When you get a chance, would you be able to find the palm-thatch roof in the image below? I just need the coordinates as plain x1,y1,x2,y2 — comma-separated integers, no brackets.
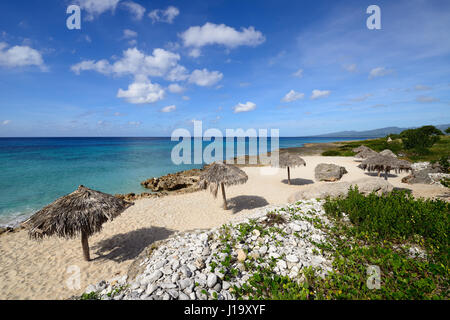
353,145,373,153
354,147,378,159
379,149,397,158
358,154,412,174
273,152,306,168
25,185,133,240
198,162,248,198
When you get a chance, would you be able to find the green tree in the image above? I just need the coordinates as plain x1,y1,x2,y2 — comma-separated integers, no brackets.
400,125,443,155
445,127,450,134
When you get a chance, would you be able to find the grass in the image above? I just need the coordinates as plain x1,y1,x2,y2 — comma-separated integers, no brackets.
322,135,450,163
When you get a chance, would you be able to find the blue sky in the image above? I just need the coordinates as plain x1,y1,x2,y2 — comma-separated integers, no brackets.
0,0,449,137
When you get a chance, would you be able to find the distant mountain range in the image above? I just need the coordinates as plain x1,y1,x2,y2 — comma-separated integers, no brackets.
312,124,450,138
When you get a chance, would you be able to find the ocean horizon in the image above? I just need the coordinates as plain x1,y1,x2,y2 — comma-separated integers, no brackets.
0,136,371,227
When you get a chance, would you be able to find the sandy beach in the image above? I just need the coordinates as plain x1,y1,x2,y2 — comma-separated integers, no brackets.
0,155,446,300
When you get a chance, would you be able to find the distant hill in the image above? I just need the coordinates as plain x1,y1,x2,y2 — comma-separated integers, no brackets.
313,124,450,138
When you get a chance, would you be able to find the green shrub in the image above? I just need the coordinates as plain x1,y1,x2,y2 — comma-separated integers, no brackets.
401,125,443,155
322,150,341,156
323,187,449,264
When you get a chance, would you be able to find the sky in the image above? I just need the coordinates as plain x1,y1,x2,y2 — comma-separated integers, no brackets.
0,0,449,137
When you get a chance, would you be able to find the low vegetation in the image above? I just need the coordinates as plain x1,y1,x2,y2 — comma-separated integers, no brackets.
235,189,449,300
322,125,450,163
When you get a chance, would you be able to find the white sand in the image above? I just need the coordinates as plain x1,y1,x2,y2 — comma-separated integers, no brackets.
0,156,445,300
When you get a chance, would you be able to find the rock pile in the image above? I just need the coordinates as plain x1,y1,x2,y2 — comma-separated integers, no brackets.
82,200,334,300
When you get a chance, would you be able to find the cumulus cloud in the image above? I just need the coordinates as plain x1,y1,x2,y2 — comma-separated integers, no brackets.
71,47,181,79
188,69,223,87
123,29,138,39
180,23,265,49
233,102,256,113
160,105,176,112
282,90,305,102
122,1,146,20
149,6,179,24
292,68,303,78
117,78,165,104
311,89,331,100
0,42,45,70
368,67,393,79
168,83,185,94
76,0,120,20
188,48,202,58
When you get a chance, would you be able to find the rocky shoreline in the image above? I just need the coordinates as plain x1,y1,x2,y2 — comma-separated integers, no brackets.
79,199,334,300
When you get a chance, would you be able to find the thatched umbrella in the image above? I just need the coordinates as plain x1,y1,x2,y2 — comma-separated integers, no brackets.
198,162,248,210
380,149,397,158
24,185,133,261
273,152,306,185
358,154,412,180
354,146,378,160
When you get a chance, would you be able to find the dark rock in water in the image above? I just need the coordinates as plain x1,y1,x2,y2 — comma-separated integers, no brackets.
314,163,348,182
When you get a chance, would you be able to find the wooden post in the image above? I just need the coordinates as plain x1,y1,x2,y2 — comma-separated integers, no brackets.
81,231,90,261
221,183,228,210
384,170,388,180
287,167,291,185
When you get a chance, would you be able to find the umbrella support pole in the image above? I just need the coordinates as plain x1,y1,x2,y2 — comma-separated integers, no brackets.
221,183,228,210
384,171,388,180
287,167,291,185
81,231,90,261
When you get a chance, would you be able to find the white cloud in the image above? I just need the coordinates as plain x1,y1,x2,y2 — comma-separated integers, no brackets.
188,48,202,58
2,120,11,125
71,47,182,79
292,68,303,78
165,65,189,82
311,89,331,100
117,78,165,104
182,96,190,101
76,0,120,20
180,22,265,49
123,29,138,39
233,102,256,113
0,42,45,70
149,6,179,24
368,67,393,79
188,69,223,87
416,95,439,103
282,90,304,102
71,59,111,75
122,1,146,20
168,83,185,94
343,64,357,72
160,105,176,113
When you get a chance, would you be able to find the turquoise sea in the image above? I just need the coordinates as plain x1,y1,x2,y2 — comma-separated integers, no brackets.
0,137,369,226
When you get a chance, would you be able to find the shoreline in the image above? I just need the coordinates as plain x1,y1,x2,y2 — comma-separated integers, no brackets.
0,138,364,231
